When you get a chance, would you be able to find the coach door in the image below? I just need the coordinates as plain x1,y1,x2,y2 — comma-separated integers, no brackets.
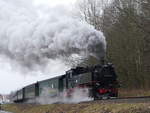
59,76,66,92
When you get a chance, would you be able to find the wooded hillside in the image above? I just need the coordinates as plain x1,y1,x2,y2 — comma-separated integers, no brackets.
77,0,150,89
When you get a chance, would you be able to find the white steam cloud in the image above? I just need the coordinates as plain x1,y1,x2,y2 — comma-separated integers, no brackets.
0,0,106,72
35,87,92,104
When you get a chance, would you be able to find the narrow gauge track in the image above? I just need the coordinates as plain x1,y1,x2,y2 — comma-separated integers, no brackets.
0,111,13,113
80,96,150,104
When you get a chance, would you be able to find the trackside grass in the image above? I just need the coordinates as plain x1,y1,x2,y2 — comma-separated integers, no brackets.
119,89,150,97
2,89,150,113
2,103,150,113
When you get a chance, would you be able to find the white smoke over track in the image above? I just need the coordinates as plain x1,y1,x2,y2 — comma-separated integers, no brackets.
36,87,92,104
0,0,106,72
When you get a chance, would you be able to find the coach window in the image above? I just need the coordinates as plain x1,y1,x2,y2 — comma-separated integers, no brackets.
70,71,73,78
51,84,54,88
75,80,78,83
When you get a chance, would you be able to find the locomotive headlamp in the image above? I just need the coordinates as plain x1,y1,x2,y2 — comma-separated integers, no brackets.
94,70,98,73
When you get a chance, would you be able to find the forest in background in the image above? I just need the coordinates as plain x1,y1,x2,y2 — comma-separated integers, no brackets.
77,0,150,89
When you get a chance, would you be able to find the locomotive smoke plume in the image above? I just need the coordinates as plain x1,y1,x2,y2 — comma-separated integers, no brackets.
0,0,106,72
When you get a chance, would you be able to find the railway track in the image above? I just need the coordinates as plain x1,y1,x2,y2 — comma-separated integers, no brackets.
0,111,13,113
80,96,150,104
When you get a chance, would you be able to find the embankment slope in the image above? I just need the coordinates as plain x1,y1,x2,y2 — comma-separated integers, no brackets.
2,103,150,113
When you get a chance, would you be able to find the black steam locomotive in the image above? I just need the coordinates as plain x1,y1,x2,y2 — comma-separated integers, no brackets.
12,63,119,103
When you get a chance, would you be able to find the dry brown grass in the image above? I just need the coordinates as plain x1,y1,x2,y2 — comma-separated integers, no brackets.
2,103,150,113
119,88,150,97
2,89,150,113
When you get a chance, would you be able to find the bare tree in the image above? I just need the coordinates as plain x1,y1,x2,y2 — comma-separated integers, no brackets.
76,0,109,30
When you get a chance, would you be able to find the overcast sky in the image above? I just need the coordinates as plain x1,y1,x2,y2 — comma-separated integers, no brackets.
0,0,77,94
34,0,76,6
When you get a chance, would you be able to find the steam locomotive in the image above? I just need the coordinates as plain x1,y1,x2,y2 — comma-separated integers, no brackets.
12,63,119,103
